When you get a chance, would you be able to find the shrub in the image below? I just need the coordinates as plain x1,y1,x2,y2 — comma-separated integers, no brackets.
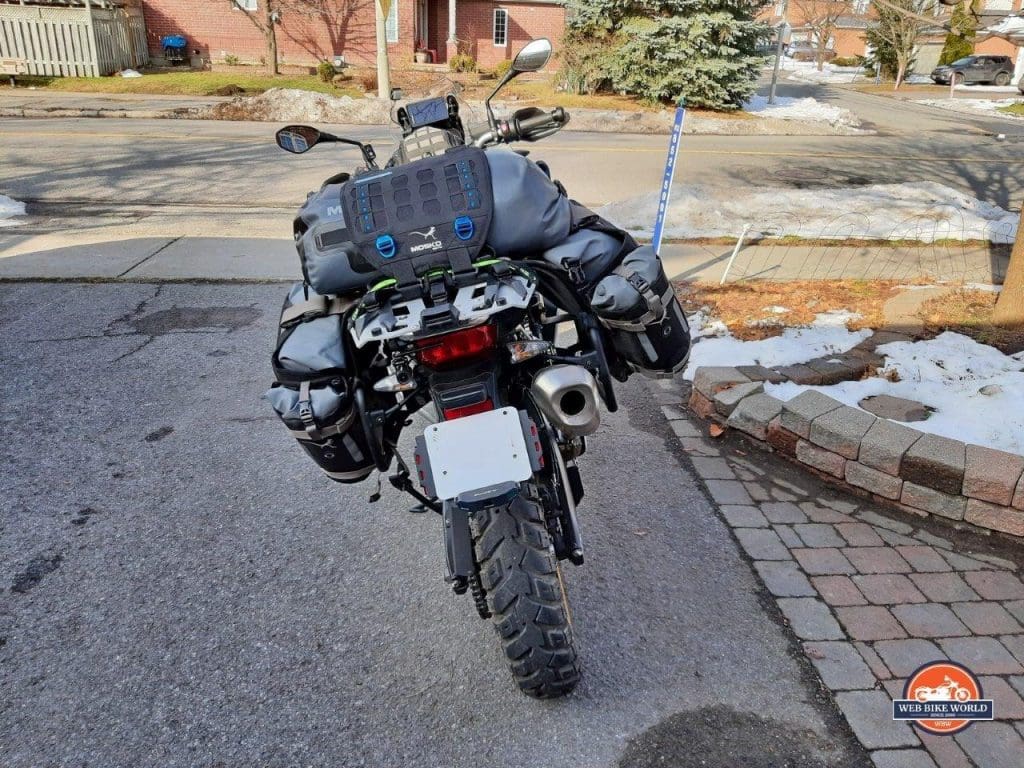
939,2,977,66
562,1,767,110
493,59,512,79
449,53,477,73
358,71,378,92
317,61,335,83
223,54,241,66
831,56,864,68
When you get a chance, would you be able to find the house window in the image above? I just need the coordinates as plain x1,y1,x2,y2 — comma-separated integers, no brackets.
386,1,399,43
234,0,258,10
984,0,1012,10
852,0,869,13
493,9,508,47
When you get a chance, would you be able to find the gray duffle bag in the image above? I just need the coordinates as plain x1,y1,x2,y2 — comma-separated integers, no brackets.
265,282,376,483
590,246,691,378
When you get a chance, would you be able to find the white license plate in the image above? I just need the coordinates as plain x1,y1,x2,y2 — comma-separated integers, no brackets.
422,408,534,501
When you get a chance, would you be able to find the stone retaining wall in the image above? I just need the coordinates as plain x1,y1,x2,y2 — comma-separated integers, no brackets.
689,366,1024,541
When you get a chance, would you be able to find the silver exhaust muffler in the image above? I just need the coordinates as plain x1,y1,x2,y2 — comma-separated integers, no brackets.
530,365,601,437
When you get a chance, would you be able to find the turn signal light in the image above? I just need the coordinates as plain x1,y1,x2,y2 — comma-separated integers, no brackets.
416,324,497,368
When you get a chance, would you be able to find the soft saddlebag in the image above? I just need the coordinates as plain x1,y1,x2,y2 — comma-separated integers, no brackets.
540,202,638,291
265,283,376,483
590,245,691,378
294,180,383,297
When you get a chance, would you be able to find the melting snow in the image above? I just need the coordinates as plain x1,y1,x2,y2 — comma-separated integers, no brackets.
743,95,860,127
0,194,26,227
766,332,1024,454
599,182,1018,243
684,311,871,379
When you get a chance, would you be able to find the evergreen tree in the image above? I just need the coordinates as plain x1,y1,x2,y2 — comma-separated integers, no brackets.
938,1,977,66
561,0,768,110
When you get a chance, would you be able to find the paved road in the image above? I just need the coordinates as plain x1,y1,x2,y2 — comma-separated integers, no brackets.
0,282,867,768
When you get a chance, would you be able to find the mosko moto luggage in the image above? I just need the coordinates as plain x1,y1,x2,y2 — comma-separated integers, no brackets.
265,283,379,483
590,245,691,377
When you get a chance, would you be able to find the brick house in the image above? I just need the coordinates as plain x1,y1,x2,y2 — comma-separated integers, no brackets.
761,0,1023,76
142,0,565,70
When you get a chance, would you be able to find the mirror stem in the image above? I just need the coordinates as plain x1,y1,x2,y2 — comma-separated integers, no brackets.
485,70,517,131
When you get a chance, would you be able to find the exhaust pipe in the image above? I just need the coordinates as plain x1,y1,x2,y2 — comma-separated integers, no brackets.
531,365,601,437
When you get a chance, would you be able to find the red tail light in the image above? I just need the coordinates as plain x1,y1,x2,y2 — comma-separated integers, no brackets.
443,399,494,420
416,324,497,368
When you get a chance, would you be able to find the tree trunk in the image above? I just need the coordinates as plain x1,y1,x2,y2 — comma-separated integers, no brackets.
992,204,1024,328
265,3,279,75
894,59,906,90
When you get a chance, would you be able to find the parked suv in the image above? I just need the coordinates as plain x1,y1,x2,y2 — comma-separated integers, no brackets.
931,55,1015,86
1019,72,1024,95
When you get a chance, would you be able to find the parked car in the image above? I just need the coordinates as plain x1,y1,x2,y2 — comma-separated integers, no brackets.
1019,72,1024,95
785,42,837,63
931,55,1015,86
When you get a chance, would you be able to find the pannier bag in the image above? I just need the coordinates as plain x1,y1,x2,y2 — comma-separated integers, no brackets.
266,283,376,483
486,149,572,258
540,202,638,290
590,245,691,377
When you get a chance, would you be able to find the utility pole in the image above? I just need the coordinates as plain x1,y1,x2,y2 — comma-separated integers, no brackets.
375,0,392,99
768,1,790,105
992,204,1024,327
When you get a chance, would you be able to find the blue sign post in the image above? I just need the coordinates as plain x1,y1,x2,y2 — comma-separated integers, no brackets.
651,103,686,257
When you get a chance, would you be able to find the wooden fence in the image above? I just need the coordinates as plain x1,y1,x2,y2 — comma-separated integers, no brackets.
0,1,148,77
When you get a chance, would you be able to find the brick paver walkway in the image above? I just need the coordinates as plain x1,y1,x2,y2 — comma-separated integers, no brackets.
655,380,1024,768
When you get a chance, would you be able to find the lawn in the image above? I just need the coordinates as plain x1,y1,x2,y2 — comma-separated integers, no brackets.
998,102,1024,117
7,70,361,98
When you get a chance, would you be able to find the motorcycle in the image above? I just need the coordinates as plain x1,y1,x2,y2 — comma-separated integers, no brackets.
268,38,689,698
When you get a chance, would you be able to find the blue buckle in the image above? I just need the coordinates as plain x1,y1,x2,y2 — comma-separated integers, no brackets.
375,234,396,259
453,216,474,241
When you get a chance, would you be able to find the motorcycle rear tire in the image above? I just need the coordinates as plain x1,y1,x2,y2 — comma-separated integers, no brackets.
473,495,581,698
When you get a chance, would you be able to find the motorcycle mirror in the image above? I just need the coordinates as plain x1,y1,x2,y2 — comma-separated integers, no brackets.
511,38,552,73
276,125,321,154
390,87,404,102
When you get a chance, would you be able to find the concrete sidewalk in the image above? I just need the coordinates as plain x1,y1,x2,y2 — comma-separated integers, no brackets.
0,233,1008,285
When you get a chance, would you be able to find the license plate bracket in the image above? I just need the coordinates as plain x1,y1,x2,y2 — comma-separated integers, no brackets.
416,408,534,501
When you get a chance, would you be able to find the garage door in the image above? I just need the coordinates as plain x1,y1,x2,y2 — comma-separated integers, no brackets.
914,43,943,74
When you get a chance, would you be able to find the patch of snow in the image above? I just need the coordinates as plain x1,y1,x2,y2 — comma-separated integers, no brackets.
743,95,860,128
964,283,1003,293
782,61,867,85
956,84,1020,93
916,97,1024,121
598,182,1018,244
766,332,1024,454
765,306,791,314
684,311,871,380
118,68,142,78
0,194,26,227
984,13,1024,43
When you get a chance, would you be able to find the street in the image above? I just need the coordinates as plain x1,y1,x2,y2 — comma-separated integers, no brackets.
0,283,866,767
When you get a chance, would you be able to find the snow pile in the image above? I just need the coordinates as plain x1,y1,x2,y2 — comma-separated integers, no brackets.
598,182,1018,243
766,332,1024,454
0,194,26,227
743,95,859,127
683,311,871,380
202,88,394,123
917,97,1024,121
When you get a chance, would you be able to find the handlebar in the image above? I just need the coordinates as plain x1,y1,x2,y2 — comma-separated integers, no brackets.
473,107,570,148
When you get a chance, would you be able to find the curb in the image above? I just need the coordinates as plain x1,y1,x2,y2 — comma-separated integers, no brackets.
689,366,1024,542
